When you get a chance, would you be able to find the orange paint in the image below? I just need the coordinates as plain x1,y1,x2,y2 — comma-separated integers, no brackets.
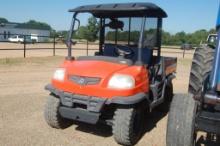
52,60,149,98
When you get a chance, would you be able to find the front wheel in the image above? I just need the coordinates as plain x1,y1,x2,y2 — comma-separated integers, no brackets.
112,107,144,146
166,94,197,146
44,94,72,129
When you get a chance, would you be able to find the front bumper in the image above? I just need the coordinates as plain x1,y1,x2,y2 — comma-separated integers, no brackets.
59,106,100,124
45,84,148,124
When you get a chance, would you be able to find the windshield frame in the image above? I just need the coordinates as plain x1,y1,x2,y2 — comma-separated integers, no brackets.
66,12,162,65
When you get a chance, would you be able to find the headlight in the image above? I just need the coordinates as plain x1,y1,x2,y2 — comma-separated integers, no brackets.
108,74,135,89
53,68,65,81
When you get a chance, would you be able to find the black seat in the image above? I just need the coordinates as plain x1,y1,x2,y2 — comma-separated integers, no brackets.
103,44,153,65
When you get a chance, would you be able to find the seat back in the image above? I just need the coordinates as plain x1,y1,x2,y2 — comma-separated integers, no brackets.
103,44,153,65
131,47,153,65
103,44,118,57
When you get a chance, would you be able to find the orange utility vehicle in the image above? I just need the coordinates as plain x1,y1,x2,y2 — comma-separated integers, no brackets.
44,3,177,145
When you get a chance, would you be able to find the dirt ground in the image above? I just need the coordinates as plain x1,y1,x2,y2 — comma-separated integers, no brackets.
0,54,193,146
0,41,219,146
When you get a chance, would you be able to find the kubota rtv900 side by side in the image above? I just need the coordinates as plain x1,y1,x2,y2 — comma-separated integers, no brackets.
44,3,177,145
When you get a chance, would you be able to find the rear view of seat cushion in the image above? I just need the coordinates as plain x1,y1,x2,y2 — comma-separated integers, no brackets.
131,47,153,65
103,44,152,64
103,44,118,57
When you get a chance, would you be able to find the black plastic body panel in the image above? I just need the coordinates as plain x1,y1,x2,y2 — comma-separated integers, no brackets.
59,107,100,124
45,84,148,125
196,111,220,135
45,84,148,106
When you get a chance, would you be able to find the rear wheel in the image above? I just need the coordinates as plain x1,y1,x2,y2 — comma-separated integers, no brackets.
166,94,197,146
189,46,214,97
112,107,144,146
44,94,72,129
167,45,215,146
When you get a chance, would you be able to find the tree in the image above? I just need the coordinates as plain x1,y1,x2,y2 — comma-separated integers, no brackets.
209,28,216,34
105,31,115,41
85,17,99,42
175,31,186,44
161,28,216,46
76,26,88,40
16,20,52,30
0,17,8,23
189,29,209,45
162,31,170,45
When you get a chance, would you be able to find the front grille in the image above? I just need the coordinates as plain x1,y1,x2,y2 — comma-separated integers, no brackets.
60,92,106,112
69,75,101,85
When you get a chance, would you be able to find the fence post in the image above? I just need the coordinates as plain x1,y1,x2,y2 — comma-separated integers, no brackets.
86,40,89,56
24,35,26,58
183,48,186,58
53,36,56,56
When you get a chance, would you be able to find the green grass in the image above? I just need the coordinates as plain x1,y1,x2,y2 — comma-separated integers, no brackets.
0,56,192,69
0,56,64,66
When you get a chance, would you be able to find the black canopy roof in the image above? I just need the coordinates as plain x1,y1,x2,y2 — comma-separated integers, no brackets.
69,3,167,18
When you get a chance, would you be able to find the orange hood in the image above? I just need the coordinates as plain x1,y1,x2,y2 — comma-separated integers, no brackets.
52,59,149,98
65,60,129,78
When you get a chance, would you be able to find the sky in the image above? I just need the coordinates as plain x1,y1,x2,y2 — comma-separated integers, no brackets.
0,0,219,33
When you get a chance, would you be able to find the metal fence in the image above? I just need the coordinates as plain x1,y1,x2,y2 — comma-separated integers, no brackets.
0,33,194,59
0,33,57,58
0,33,101,58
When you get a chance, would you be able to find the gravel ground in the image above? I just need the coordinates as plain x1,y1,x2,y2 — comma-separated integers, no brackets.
0,56,194,146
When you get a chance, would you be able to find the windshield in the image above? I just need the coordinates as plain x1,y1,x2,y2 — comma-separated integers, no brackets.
105,18,158,47
67,13,160,63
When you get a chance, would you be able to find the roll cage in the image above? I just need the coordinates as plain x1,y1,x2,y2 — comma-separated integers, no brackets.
66,3,167,65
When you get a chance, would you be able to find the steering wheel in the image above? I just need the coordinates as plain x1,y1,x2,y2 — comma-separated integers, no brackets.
114,45,134,58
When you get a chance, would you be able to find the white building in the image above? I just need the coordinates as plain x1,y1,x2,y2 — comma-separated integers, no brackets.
0,22,50,42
